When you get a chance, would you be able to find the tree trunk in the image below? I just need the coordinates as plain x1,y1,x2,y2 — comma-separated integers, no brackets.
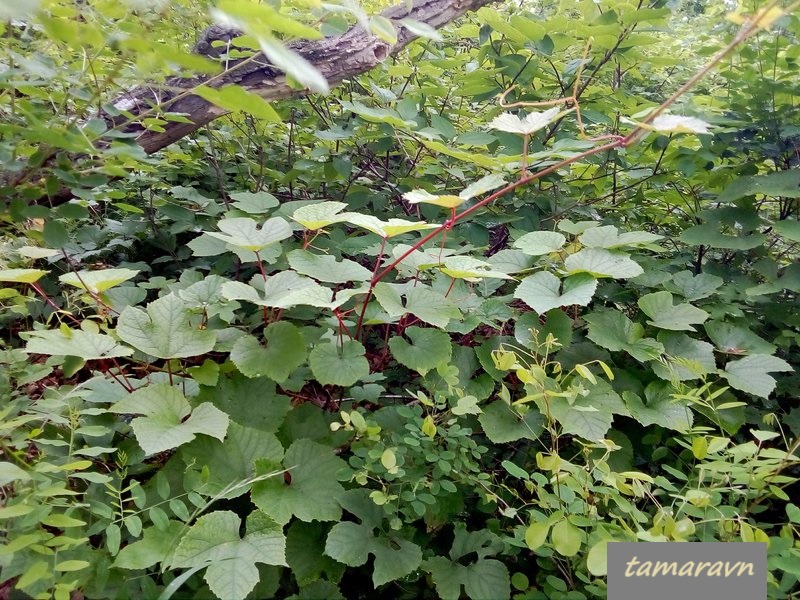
110,0,497,155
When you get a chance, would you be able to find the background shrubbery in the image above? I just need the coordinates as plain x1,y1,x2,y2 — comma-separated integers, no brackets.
0,1,798,599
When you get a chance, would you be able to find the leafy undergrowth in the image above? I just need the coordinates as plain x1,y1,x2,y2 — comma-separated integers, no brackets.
1,1,799,599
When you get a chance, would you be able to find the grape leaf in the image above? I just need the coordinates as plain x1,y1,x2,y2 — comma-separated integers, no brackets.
388,326,452,375
171,510,286,600
324,490,422,587
514,272,597,314
230,322,307,382
638,291,709,331
309,340,370,386
252,439,348,525
564,248,643,278
24,328,133,360
513,231,566,256
109,384,228,455
116,293,217,359
721,354,794,398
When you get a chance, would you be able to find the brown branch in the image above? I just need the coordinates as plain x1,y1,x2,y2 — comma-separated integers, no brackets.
28,0,498,206
110,0,498,155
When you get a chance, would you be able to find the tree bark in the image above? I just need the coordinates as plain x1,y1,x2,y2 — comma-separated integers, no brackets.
110,0,498,155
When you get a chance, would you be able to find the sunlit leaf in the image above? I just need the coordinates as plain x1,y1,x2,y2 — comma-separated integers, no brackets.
110,384,229,455
488,107,562,135
0,268,49,283
59,268,139,293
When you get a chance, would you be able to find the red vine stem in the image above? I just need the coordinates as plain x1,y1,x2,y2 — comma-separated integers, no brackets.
351,8,781,340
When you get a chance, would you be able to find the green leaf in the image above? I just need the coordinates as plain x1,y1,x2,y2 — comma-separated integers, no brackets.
578,225,662,249
286,521,345,585
651,332,715,381
182,422,284,498
259,36,329,93
513,231,566,256
223,271,335,309
388,326,452,375
440,256,515,281
489,107,562,135
487,249,534,274
665,271,723,301
287,249,372,283
373,282,407,317
584,309,664,362
623,384,693,431
115,522,184,570
369,15,397,44
195,374,291,433
59,268,139,293
399,18,443,41
549,381,627,441
705,321,776,355
41,513,86,527
231,322,307,382
215,0,323,39
551,519,582,557
679,224,766,249
187,359,220,387
515,309,573,354
478,401,544,443
171,510,286,600
721,354,794,398
194,85,280,122
525,522,549,550
0,462,31,486
252,439,347,525
290,581,345,600
291,201,349,230
717,170,800,203
109,384,228,455
24,328,133,360
325,491,423,587
452,395,481,416
323,521,371,567
587,540,609,576
422,523,509,600
55,560,90,572
342,214,439,238
427,556,510,600
564,248,643,278
746,263,800,296
205,217,292,252
638,291,709,331
514,272,597,314
458,173,506,200
117,293,217,359
230,191,279,214
558,219,600,235
309,340,370,386
772,219,800,242
18,246,59,259
0,268,49,283
326,520,422,587
404,286,461,328
340,100,415,129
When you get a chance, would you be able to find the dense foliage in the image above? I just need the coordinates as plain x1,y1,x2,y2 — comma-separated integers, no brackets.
1,1,799,599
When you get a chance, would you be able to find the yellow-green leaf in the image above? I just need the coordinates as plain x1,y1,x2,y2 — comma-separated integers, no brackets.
0,269,49,283
194,85,280,122
421,415,437,438
551,519,582,556
524,521,549,550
